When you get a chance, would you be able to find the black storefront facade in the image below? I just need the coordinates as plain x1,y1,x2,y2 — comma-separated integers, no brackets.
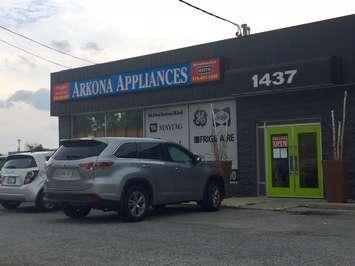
51,15,355,199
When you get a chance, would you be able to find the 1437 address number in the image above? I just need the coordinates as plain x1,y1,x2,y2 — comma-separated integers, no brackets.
252,69,298,88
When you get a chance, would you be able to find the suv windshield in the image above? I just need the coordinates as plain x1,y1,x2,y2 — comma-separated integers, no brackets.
53,140,107,160
3,155,37,169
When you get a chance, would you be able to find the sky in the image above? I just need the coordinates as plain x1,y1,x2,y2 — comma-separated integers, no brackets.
0,0,354,154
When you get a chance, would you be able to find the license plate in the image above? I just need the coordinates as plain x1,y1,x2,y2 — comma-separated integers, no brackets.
6,177,16,185
55,169,79,180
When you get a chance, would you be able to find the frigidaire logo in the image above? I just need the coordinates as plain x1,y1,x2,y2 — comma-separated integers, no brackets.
213,107,231,127
193,110,208,127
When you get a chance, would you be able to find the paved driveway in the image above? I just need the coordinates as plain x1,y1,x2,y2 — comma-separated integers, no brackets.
0,204,355,265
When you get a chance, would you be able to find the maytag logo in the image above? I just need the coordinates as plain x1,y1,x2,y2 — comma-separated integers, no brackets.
159,123,183,131
213,107,231,127
149,123,158,133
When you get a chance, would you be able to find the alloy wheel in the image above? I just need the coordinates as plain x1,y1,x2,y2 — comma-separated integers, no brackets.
127,190,147,218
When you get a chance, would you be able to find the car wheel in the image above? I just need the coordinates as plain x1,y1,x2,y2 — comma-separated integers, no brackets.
35,190,56,212
120,185,149,222
63,204,91,219
1,201,21,210
201,181,222,211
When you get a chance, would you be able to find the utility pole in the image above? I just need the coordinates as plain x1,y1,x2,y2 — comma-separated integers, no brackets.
17,139,21,152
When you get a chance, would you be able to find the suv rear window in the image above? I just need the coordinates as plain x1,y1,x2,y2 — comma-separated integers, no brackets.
53,140,107,160
3,155,37,169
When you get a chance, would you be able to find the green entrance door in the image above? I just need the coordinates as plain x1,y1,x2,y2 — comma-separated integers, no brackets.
266,124,324,198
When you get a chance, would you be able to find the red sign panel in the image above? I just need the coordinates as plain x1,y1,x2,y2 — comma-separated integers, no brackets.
52,82,70,102
191,58,220,84
272,135,288,148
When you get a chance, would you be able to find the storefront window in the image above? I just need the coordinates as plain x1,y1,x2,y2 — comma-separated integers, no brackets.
73,113,105,138
107,110,143,137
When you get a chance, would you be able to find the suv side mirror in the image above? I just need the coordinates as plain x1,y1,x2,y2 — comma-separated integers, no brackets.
193,154,202,165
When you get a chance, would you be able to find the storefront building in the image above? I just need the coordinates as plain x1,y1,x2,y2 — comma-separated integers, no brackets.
51,15,355,198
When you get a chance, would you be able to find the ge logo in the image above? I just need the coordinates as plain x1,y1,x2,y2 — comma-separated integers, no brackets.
193,110,208,127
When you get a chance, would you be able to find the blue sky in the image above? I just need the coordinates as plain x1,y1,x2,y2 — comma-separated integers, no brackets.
0,0,354,153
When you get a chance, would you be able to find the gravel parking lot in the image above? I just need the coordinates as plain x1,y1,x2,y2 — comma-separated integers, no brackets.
1,204,355,266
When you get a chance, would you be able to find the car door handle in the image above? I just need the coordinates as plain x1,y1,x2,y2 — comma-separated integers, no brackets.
141,164,151,168
175,167,182,172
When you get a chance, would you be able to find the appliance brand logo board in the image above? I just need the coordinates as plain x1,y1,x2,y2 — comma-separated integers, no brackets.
213,108,231,127
193,110,208,127
145,105,189,147
52,58,220,102
189,100,237,168
52,82,70,101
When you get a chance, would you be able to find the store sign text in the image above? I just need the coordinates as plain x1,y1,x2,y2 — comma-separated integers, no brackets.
52,58,220,101
252,69,297,88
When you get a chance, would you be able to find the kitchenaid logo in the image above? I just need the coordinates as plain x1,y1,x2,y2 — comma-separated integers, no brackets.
213,107,231,127
193,109,208,127
147,110,183,118
194,134,235,144
149,123,183,132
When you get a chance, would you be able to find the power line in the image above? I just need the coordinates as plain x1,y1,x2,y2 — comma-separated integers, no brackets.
0,38,71,69
0,25,96,64
177,0,241,34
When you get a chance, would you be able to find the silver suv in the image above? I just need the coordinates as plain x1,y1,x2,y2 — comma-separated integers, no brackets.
45,137,225,222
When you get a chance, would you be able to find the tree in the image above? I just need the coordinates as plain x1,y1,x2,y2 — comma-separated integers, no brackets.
25,143,44,152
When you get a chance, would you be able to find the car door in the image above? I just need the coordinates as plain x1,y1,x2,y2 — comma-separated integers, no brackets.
165,143,204,201
137,142,175,204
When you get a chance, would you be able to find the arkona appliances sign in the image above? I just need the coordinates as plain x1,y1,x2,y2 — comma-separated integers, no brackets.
52,58,220,102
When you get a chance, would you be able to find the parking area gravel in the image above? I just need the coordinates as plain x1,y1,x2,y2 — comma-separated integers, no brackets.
1,204,355,265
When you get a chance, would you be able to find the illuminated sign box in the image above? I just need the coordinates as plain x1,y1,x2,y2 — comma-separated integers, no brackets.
52,58,221,102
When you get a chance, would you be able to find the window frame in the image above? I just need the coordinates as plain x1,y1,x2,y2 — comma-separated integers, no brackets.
166,143,194,165
114,142,139,159
137,142,169,161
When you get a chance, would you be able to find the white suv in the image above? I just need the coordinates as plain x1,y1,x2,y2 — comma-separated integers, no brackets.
0,151,55,211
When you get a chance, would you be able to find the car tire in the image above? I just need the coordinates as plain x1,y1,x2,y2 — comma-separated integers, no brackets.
63,204,91,219
200,181,222,211
35,190,56,212
1,201,21,210
120,185,149,222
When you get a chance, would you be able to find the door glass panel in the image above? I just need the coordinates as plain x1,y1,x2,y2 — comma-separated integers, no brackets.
270,134,289,187
298,133,318,188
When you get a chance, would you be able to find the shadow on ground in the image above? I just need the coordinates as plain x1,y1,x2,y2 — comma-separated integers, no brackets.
48,204,203,224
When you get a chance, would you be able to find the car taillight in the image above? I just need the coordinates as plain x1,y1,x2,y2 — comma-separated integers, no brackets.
79,161,113,171
24,170,39,185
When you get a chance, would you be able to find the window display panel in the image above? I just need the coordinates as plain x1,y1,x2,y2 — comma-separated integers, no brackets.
189,100,238,169
73,113,105,138
144,105,189,148
107,110,143,137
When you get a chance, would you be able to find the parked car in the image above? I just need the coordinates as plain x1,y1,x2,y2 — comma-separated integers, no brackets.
0,151,55,211
45,137,225,222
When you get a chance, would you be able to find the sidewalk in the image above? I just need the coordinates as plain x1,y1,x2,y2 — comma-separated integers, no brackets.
222,197,355,211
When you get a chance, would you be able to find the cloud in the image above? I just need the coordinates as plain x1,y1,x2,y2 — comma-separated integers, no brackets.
17,55,37,68
0,0,59,27
0,102,58,154
50,40,72,52
82,42,102,52
0,89,50,111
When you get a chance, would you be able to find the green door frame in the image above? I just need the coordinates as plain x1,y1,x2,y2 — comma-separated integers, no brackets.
266,123,324,198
